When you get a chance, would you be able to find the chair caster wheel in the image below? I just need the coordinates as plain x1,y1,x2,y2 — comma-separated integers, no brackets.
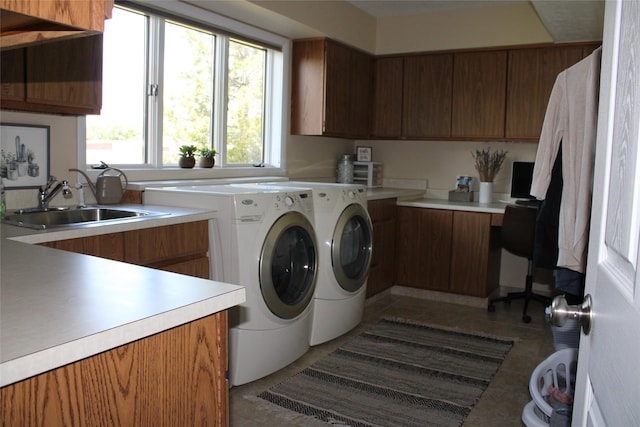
488,304,495,312
523,315,532,323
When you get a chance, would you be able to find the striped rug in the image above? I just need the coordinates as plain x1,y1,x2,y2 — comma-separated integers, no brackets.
258,318,514,427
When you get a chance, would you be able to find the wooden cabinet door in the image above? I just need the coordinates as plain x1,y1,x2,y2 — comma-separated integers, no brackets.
506,46,584,140
291,38,372,138
124,221,209,268
291,39,325,135
40,232,125,261
325,39,372,137
449,211,491,296
25,35,103,114
372,57,403,138
395,207,452,291
159,256,210,279
349,46,373,138
403,54,453,138
367,198,397,297
324,40,352,136
1,312,228,426
452,51,507,139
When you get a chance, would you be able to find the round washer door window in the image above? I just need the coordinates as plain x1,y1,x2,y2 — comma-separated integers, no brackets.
331,204,373,292
260,211,318,319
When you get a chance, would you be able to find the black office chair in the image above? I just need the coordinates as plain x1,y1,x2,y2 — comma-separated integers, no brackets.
488,204,551,323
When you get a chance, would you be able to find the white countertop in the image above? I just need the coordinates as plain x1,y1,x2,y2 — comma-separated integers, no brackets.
366,187,425,201
397,198,508,214
1,204,245,387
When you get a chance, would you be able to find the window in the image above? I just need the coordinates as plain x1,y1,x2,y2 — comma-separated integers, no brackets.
84,2,285,172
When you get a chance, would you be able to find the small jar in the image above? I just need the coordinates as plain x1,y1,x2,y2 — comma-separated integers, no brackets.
337,154,354,183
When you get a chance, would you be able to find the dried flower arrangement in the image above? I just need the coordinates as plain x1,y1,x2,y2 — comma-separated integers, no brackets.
472,148,508,182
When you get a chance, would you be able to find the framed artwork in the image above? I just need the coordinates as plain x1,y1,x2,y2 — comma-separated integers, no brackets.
356,146,372,162
1,123,50,188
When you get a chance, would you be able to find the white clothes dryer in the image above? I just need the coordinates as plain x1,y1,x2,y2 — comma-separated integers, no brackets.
144,184,318,386
257,182,373,345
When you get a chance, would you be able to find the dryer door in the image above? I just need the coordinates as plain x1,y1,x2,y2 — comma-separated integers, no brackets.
331,203,373,292
260,211,318,319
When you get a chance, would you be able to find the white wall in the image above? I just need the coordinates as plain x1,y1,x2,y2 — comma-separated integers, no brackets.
1,111,81,209
362,140,538,197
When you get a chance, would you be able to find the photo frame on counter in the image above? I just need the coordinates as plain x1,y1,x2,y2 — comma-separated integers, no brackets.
356,146,372,162
1,123,50,188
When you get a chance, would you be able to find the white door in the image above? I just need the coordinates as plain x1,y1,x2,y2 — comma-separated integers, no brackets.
573,1,640,425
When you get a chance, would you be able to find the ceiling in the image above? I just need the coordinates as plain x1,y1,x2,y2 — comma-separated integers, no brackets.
346,0,604,42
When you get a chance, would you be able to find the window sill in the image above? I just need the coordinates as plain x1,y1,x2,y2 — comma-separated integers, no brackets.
71,166,287,190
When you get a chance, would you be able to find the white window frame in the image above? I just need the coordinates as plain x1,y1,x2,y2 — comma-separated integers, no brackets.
78,0,289,181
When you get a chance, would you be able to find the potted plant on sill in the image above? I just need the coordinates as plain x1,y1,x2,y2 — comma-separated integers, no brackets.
199,148,217,168
472,148,507,204
178,144,197,168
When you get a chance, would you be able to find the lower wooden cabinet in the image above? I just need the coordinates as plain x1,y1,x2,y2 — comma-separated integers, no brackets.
27,220,225,426
395,207,452,292
40,220,210,279
395,207,502,297
366,198,397,297
1,311,228,427
42,232,125,261
449,211,501,297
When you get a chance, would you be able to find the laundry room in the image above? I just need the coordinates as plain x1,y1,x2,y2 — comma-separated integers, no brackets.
4,0,637,426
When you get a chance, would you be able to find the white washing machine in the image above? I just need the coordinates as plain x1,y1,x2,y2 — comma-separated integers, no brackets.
255,182,373,345
144,184,318,386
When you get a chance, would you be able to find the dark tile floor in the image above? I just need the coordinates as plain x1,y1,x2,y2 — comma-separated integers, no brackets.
229,289,555,426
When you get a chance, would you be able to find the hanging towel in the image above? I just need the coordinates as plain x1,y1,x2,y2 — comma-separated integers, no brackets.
531,47,602,274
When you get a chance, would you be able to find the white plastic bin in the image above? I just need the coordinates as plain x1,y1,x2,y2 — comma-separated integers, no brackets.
522,348,578,427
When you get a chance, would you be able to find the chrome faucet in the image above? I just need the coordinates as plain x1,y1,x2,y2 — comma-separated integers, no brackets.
38,176,72,210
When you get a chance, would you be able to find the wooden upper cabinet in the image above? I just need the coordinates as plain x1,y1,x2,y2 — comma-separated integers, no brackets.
0,0,114,49
294,40,600,141
452,50,507,139
505,46,584,140
291,38,373,138
372,57,403,138
27,35,103,112
403,53,453,138
1,34,103,114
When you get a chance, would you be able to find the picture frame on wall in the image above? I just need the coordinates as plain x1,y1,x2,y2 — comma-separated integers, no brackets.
356,146,372,162
1,123,50,188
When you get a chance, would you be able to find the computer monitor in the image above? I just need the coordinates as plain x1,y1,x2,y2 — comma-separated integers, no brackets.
510,162,535,200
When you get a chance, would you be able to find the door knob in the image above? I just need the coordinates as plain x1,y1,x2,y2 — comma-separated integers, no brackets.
545,294,593,335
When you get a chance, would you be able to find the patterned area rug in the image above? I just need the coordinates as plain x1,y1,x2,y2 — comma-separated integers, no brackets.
258,318,514,427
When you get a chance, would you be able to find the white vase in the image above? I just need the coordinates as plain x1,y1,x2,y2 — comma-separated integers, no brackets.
479,181,493,204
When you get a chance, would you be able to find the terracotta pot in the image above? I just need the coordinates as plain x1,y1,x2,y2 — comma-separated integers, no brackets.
199,157,215,168
178,156,196,168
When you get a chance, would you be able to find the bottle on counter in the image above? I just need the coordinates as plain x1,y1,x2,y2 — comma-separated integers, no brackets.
337,154,354,184
0,177,6,219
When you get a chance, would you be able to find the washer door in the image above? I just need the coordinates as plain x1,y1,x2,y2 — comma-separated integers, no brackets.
331,203,373,292
260,212,318,319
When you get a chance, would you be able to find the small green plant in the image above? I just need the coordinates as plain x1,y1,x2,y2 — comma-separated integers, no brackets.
200,148,217,158
179,144,197,158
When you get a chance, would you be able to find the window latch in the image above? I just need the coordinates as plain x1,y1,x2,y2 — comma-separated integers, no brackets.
148,84,159,97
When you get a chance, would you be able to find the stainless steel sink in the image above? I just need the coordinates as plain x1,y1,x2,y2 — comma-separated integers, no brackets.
2,207,165,229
